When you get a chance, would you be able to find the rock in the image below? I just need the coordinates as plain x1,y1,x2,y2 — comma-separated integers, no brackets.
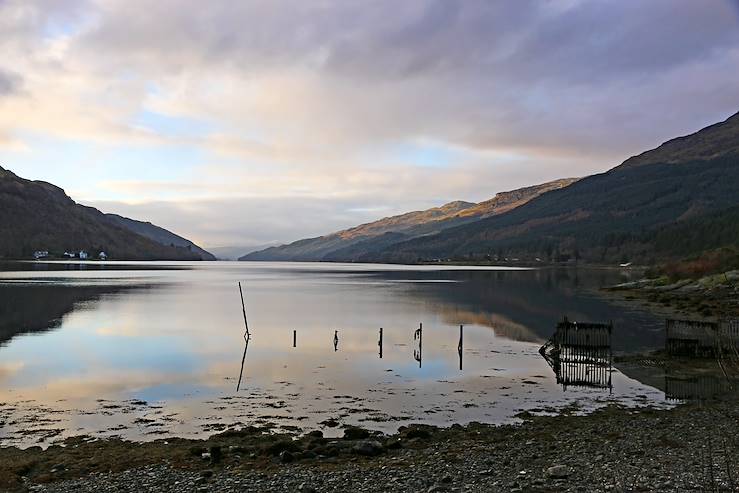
546,465,570,479
404,427,432,439
298,483,317,493
384,438,403,450
189,446,207,457
307,430,324,438
279,451,295,463
209,445,222,463
441,475,452,484
343,426,370,440
352,440,384,457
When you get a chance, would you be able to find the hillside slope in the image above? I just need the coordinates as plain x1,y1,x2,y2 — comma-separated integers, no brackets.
0,166,210,260
105,214,215,260
369,111,739,264
242,178,577,261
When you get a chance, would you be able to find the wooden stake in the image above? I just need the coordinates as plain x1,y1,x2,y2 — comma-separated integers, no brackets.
238,282,250,337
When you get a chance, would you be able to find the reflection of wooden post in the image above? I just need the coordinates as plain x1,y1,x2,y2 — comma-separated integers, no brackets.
334,330,339,351
458,325,463,371
379,327,383,359
293,330,297,348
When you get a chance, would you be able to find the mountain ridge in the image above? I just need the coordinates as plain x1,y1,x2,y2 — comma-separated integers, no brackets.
0,165,213,260
243,110,739,266
241,178,577,261
366,111,739,264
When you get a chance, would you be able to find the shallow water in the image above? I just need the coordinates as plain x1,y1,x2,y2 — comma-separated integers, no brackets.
0,261,670,447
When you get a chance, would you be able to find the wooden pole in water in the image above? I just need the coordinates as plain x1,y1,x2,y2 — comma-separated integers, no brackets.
379,327,383,358
238,282,250,337
293,329,297,348
418,323,423,368
459,324,464,371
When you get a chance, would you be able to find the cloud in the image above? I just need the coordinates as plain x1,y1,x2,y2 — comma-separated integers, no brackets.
0,0,738,245
0,69,22,96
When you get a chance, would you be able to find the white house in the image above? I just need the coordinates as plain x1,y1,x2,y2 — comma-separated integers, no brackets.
33,250,49,260
79,250,89,260
98,252,108,260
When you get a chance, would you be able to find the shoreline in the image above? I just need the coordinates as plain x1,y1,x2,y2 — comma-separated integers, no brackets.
603,269,739,320
2,397,737,492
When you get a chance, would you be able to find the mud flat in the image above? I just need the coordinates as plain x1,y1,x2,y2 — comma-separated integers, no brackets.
2,395,737,493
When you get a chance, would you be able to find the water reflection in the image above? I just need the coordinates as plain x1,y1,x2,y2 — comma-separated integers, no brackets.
540,318,613,391
0,284,139,346
377,268,663,352
458,325,464,371
0,262,673,447
236,333,251,392
665,373,738,401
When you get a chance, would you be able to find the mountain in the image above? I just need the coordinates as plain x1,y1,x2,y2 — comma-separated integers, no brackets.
208,244,279,260
366,111,739,265
241,178,577,261
104,214,215,260
0,166,212,260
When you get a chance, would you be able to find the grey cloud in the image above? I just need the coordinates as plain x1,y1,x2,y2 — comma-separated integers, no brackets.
0,69,21,96
4,0,739,247
70,0,739,157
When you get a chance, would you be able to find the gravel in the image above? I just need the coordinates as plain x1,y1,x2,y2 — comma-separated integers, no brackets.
8,401,739,492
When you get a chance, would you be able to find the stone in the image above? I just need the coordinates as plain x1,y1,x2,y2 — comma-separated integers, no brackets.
279,451,294,463
343,426,370,440
546,465,570,479
405,427,432,439
352,440,384,457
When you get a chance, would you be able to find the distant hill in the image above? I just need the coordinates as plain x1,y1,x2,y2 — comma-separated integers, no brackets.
104,214,215,260
241,178,577,261
0,166,212,260
367,111,739,265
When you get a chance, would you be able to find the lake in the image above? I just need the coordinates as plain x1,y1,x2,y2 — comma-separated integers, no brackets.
0,261,670,447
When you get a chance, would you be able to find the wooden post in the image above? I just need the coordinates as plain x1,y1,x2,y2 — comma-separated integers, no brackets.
238,282,250,337
293,329,297,348
414,323,423,368
379,327,383,359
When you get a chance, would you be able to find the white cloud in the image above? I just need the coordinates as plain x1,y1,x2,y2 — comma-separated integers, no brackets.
1,0,738,246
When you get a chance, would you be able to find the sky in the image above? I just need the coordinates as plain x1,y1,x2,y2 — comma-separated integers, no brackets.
1,0,739,251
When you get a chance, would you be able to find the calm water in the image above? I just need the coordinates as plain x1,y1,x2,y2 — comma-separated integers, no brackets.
0,261,670,447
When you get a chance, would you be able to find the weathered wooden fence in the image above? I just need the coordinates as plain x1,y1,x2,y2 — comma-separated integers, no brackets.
540,317,613,390
666,318,739,359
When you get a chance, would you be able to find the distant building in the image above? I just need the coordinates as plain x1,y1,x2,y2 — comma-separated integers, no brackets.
33,250,49,260
79,250,89,260
98,252,107,260
63,251,76,258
